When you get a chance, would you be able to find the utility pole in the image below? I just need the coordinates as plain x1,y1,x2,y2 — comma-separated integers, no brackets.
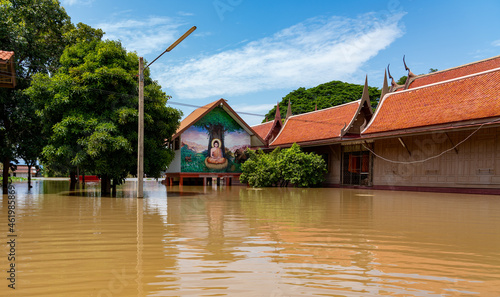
137,26,196,198
137,57,144,198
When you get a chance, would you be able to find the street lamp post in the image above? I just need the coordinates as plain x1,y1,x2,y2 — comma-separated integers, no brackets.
137,26,196,198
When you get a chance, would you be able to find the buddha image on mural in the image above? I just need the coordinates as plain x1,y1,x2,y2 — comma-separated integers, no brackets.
181,107,250,173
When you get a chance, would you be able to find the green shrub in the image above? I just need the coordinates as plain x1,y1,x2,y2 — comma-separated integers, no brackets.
241,143,327,188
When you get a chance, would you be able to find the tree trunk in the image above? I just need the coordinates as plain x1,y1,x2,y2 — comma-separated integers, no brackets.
76,166,80,184
111,179,117,197
207,125,226,157
69,170,78,186
27,165,32,188
2,157,10,194
101,175,111,195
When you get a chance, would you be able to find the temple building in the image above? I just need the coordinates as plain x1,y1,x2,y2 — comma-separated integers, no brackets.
165,98,264,186
251,55,500,194
360,55,500,194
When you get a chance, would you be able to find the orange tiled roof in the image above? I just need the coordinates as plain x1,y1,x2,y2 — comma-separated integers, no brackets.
173,99,223,138
363,68,500,135
251,121,274,140
0,51,14,63
270,101,360,147
408,55,500,89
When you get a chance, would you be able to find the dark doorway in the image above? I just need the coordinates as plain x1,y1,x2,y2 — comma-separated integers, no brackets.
341,144,373,186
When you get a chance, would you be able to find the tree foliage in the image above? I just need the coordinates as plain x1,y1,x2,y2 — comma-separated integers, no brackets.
397,75,407,85
264,81,381,122
14,90,44,187
27,31,181,194
240,144,327,188
240,149,282,187
0,0,72,193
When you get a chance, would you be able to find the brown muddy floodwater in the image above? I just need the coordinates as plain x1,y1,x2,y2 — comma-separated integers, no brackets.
1,180,500,296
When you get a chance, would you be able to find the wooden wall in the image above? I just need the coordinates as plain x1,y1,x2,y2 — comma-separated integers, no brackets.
372,127,500,189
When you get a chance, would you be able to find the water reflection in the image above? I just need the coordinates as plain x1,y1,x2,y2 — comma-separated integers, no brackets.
1,180,500,296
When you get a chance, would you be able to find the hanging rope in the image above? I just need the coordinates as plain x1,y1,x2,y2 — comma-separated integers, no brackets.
362,117,500,165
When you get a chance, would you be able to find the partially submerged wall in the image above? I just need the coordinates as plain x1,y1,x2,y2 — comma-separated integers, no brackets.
372,127,500,189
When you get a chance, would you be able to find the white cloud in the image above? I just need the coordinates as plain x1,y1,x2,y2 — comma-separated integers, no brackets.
61,0,93,6
492,40,500,47
177,11,195,17
97,17,186,55
159,12,405,99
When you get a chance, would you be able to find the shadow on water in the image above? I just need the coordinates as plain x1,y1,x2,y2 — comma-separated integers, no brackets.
31,179,207,198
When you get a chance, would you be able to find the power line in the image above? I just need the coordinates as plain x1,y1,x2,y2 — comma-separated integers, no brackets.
361,117,500,164
4,69,268,116
6,59,500,158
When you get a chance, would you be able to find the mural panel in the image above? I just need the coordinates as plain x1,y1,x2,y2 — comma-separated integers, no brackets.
181,107,250,172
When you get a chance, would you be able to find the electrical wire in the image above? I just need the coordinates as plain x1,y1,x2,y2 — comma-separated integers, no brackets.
2,67,268,117
3,63,352,123
361,117,500,164
4,59,500,163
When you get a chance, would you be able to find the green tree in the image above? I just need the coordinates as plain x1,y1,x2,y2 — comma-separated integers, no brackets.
240,148,282,187
0,0,72,193
194,106,242,156
264,81,381,122
397,75,407,85
14,92,44,188
278,143,327,187
240,144,327,188
429,68,438,73
27,36,181,194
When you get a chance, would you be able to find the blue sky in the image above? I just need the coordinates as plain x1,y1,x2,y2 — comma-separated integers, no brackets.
61,0,500,126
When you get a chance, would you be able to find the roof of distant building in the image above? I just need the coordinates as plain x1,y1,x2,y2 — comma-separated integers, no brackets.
0,50,14,63
363,67,500,136
252,121,274,140
407,55,500,90
270,100,361,147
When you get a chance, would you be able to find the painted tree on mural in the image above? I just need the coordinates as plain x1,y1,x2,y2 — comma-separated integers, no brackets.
194,107,242,155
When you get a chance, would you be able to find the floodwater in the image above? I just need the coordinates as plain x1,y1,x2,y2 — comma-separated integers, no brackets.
2,180,500,297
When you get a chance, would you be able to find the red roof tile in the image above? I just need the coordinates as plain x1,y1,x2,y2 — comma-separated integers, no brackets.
251,121,274,140
363,68,500,135
408,55,500,89
0,50,14,63
271,101,360,147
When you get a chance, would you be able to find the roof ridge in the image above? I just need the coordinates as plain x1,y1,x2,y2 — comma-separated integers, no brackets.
389,66,500,95
287,100,361,119
269,116,290,146
251,120,273,127
181,99,222,118
173,98,225,138
409,54,500,82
